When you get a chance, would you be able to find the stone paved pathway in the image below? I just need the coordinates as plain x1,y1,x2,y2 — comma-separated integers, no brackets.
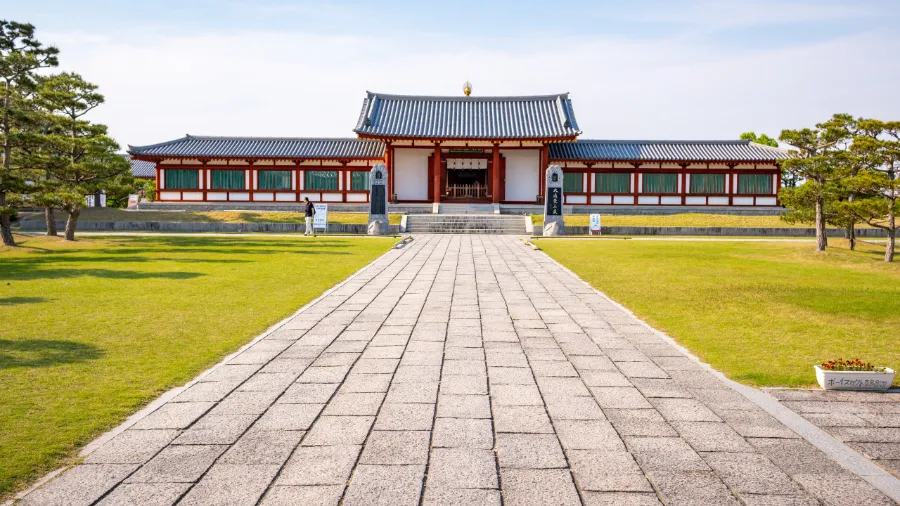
766,389,900,480
19,235,897,506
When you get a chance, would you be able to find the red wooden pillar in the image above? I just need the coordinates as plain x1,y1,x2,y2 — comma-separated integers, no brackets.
775,167,782,205
492,143,501,204
539,144,549,197
384,144,393,199
432,143,442,203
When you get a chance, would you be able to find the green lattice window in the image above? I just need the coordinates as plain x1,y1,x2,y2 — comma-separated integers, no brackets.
642,173,678,193
689,174,725,194
305,171,338,191
258,170,292,190
563,173,584,192
351,171,370,191
737,174,772,194
595,173,631,193
210,170,244,190
164,169,199,189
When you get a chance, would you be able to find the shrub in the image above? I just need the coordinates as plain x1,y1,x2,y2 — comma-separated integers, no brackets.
820,358,886,372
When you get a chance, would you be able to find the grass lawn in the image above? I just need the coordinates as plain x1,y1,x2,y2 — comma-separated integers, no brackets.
530,213,863,228
537,238,899,387
0,233,395,499
19,208,403,225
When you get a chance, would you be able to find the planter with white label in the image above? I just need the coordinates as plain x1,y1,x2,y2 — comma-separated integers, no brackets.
814,365,895,391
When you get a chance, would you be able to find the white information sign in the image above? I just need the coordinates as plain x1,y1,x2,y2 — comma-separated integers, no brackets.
313,203,328,232
589,214,602,235
127,194,139,208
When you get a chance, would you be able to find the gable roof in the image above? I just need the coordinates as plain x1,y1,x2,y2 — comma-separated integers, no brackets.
353,92,581,140
123,154,156,178
128,135,385,159
549,140,791,162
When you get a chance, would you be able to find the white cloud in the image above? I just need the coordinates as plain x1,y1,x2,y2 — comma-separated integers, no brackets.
40,25,900,147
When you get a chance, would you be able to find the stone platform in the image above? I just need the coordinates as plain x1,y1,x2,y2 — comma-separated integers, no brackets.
17,236,898,506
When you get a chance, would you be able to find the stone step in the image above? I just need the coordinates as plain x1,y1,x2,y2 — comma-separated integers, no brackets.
406,214,527,235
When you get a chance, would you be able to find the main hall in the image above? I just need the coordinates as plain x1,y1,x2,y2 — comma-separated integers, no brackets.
129,90,789,210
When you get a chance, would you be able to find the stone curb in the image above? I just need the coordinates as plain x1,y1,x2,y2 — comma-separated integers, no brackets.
530,242,900,504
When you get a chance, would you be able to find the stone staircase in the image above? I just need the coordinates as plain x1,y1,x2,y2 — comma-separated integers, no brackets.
405,214,528,234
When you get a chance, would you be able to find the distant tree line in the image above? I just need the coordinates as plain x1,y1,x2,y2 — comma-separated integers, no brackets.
0,20,130,245
743,116,900,262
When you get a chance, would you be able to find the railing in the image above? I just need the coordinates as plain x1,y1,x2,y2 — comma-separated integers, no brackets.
446,183,488,200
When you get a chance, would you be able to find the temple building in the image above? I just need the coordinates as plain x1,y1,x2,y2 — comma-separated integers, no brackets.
128,91,789,209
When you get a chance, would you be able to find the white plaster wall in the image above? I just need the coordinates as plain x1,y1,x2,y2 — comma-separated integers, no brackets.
613,196,635,204
733,197,754,206
502,149,540,202
591,195,612,204
230,192,250,201
207,192,228,201
276,193,297,202
638,196,660,205
757,197,777,206
661,196,682,205
323,194,343,202
254,193,274,201
394,148,429,200
566,195,587,204
708,197,729,205
182,192,203,200
686,197,707,205
347,193,367,202
159,191,179,200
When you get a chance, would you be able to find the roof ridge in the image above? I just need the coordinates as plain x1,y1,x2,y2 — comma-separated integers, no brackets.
573,139,754,145
365,91,571,102
184,135,379,142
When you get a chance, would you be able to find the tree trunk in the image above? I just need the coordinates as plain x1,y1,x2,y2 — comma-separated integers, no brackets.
886,210,895,263
0,192,14,246
64,208,80,241
815,196,827,251
45,207,57,236
845,223,856,251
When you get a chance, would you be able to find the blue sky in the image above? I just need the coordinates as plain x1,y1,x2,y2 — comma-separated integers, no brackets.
4,0,899,145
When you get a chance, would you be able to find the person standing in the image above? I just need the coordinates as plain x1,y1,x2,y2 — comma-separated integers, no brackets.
304,197,316,237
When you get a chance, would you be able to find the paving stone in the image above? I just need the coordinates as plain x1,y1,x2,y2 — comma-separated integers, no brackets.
96,483,191,506
671,421,753,452
493,405,554,433
277,445,361,485
432,417,494,449
591,387,653,409
297,366,351,384
237,372,298,392
569,450,653,492
857,413,900,427
85,429,179,464
791,473,895,505
260,357,314,374
606,409,677,437
437,395,492,418
179,463,279,506
650,398,722,422
647,471,741,506
496,433,567,469
173,381,236,403
260,485,344,505
747,438,846,475
689,387,757,412
323,392,385,416
488,367,535,385
530,360,578,377
279,382,339,403
486,351,530,368
21,464,139,506
556,420,625,450
703,452,801,495
385,381,439,403
422,488,501,506
428,448,499,489
719,410,800,439
545,397,607,420
737,495,820,506
126,445,225,483
131,402,213,430
802,412,870,427
210,390,282,415
491,384,544,406
394,365,442,383
360,430,430,465
848,442,900,459
536,376,591,397
303,415,374,445
830,427,900,443
343,464,425,506
630,378,693,398
220,428,304,465
617,361,669,379
581,492,663,505
174,414,256,445
254,403,323,431
441,374,489,395
374,402,435,430
500,469,581,506
625,437,710,472
569,355,618,371
335,373,391,394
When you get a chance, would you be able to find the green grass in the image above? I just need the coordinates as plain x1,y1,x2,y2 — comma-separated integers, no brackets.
0,233,395,499
19,208,403,225
537,238,899,387
529,213,871,228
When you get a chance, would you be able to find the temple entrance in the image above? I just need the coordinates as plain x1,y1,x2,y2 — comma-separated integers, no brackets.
444,156,490,202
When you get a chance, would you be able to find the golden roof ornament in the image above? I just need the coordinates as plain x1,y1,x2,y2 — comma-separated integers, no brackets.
463,81,472,97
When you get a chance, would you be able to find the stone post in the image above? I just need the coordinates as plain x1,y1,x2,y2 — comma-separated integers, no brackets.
543,165,565,236
368,163,390,235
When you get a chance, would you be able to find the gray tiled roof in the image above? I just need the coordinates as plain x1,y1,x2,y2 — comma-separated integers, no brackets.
549,140,791,162
354,92,581,140
124,155,156,178
128,136,385,159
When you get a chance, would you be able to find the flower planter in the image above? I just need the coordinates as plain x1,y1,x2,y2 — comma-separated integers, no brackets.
815,365,895,391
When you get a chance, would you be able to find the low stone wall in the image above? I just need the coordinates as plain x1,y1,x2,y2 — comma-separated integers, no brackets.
533,226,888,237
20,220,400,235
